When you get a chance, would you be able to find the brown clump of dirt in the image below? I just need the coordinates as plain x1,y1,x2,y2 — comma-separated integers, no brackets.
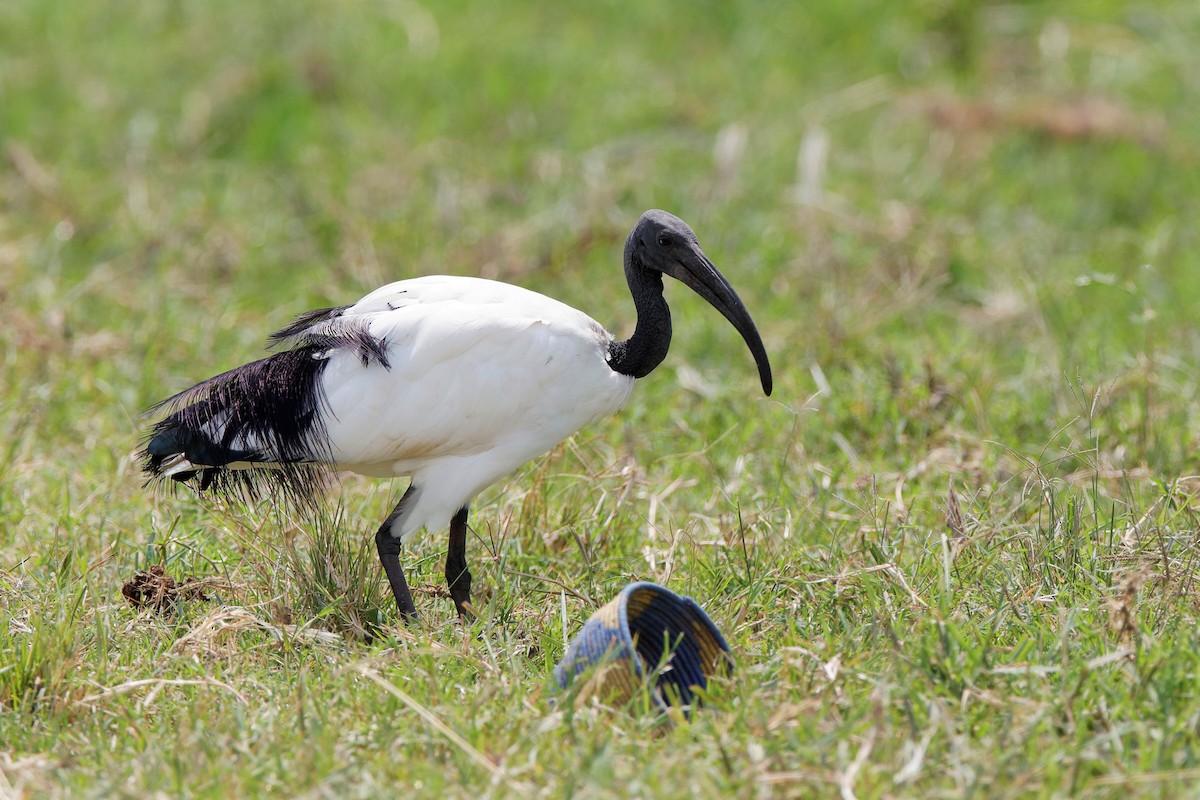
121,565,209,613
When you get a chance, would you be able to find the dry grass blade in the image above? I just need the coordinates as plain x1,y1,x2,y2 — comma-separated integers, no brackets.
173,606,345,656
74,678,248,708
0,753,57,800
354,664,529,792
839,726,877,800
805,563,929,608
945,479,965,542
503,569,594,604
1090,767,1200,787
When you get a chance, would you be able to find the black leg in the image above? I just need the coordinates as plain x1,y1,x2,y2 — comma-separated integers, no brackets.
446,506,473,620
376,487,418,623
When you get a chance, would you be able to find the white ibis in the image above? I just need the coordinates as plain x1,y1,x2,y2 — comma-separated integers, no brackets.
141,210,772,622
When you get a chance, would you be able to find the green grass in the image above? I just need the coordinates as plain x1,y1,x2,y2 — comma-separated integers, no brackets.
3,0,1200,796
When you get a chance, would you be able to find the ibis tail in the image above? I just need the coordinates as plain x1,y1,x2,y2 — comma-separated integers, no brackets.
141,305,380,506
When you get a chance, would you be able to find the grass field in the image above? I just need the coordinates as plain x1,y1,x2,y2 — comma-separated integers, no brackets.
3,0,1200,796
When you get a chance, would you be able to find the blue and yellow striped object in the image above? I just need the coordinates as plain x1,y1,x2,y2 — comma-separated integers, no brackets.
553,582,732,712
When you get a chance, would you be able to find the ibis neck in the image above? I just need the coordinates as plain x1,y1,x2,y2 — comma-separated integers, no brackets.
607,253,672,379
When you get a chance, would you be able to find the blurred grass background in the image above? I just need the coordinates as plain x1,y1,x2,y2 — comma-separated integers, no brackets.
2,0,1200,797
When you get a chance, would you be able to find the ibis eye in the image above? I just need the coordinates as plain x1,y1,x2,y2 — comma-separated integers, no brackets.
656,234,671,247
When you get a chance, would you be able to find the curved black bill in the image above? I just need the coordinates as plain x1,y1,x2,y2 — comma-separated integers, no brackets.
669,253,773,396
